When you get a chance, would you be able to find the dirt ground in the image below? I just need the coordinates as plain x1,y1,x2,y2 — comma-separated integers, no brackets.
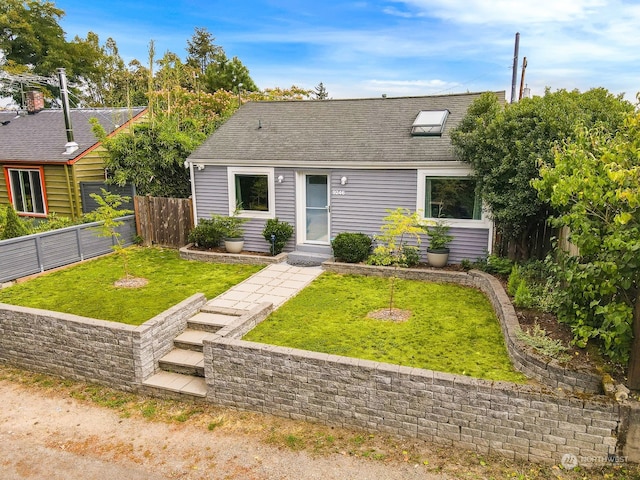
2,368,640,480
0,379,448,480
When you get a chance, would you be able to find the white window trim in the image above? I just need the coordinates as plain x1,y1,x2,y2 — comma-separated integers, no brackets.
7,167,48,216
416,163,491,228
227,167,275,219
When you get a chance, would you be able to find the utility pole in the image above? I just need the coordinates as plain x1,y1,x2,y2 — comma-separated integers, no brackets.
510,32,520,103
519,57,528,100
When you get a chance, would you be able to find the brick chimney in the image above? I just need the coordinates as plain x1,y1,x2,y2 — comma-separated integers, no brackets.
26,91,45,114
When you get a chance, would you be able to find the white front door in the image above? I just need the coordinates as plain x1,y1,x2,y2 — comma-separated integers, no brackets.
303,174,330,243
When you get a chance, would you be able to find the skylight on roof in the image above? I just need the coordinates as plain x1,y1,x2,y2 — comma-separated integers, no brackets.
411,110,449,136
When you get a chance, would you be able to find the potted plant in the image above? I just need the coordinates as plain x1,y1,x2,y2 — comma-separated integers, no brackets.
221,215,249,253
425,219,453,267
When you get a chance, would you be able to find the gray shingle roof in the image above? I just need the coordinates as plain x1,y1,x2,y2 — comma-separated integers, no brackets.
0,107,146,164
188,91,503,166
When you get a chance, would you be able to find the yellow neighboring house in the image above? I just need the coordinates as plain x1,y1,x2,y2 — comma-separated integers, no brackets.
0,93,146,220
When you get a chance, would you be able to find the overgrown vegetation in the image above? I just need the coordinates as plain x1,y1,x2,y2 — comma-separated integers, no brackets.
0,247,261,324
532,107,640,384
451,88,633,261
244,272,526,382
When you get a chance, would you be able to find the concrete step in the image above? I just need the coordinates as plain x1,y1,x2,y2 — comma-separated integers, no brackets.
187,311,240,333
287,250,332,267
174,329,209,351
142,371,207,398
158,348,204,377
293,244,332,255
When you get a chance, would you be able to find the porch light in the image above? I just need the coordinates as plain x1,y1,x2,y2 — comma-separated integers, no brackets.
277,175,284,183
340,176,348,185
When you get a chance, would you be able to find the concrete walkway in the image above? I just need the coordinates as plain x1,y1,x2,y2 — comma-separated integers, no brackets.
204,263,323,312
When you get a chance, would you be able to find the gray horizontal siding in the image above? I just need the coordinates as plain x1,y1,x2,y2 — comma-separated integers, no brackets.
193,166,228,220
0,216,136,283
193,167,297,254
191,166,492,260
445,227,490,263
330,169,417,239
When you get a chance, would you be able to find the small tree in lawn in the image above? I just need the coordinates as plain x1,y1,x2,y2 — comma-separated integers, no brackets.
369,208,428,316
90,189,135,280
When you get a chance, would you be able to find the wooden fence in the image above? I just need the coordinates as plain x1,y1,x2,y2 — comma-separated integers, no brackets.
134,196,194,248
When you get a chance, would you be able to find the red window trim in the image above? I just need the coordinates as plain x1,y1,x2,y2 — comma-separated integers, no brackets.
4,165,49,217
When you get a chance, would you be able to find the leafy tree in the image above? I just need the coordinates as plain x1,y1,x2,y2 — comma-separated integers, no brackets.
186,27,222,75
314,82,329,100
367,208,427,313
89,189,135,279
533,110,640,382
202,51,258,93
95,87,238,197
451,88,633,260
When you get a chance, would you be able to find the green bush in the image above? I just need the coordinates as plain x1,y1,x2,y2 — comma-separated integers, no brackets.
516,323,570,362
331,232,372,263
32,213,76,233
507,265,522,297
188,217,226,248
513,280,535,309
472,254,513,276
2,205,30,240
262,218,294,255
367,243,420,267
403,245,420,267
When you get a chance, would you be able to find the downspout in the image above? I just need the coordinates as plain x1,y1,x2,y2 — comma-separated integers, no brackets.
186,160,198,225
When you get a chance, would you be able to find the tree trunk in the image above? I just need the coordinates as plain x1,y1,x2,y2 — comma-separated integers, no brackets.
627,290,640,389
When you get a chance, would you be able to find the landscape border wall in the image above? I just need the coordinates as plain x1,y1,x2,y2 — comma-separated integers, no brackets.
0,294,205,389
0,261,634,465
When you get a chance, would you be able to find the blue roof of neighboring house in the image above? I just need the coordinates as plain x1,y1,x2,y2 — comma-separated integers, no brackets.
0,107,146,164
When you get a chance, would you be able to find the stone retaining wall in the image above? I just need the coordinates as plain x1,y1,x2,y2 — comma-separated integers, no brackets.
0,294,205,389
322,262,602,394
179,245,288,265
204,334,619,465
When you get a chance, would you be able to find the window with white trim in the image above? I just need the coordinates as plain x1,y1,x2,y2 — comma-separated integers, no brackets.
227,167,275,218
417,164,486,225
7,167,46,215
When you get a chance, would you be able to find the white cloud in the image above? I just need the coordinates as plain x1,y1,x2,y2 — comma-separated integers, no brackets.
394,0,608,24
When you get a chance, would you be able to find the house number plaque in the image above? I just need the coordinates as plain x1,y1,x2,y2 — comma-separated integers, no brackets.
332,190,346,195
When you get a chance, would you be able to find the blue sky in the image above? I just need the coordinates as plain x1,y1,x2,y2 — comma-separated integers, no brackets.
54,0,640,101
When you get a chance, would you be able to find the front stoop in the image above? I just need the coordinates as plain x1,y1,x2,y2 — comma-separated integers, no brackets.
142,308,244,399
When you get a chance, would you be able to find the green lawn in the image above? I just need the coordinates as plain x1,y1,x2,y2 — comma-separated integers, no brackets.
0,247,262,325
244,273,527,382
